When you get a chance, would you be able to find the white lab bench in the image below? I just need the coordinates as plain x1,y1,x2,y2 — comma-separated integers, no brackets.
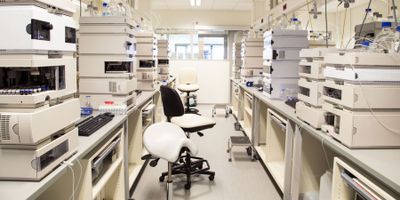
0,78,175,200
229,78,400,199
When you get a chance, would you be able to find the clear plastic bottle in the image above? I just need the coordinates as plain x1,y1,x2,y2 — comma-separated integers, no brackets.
81,96,93,116
289,18,302,30
102,2,111,16
109,0,123,16
393,26,400,53
278,15,289,29
365,8,374,23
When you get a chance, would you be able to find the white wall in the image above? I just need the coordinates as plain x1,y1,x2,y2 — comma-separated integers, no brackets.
151,10,251,29
170,60,230,104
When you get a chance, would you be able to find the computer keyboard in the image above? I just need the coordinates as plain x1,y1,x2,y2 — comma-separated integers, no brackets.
78,112,115,136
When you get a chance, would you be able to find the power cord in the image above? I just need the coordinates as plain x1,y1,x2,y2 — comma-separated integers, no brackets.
324,0,329,47
321,137,332,170
357,0,373,38
296,123,332,171
392,0,398,27
62,160,83,200
62,161,75,200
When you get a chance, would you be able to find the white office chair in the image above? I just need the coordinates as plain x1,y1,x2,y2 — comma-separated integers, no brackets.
143,122,198,200
177,67,199,113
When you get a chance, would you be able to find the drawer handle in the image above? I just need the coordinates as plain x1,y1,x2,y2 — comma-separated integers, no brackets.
270,114,286,131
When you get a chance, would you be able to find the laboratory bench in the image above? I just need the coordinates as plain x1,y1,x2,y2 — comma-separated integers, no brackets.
0,78,175,200
229,78,400,200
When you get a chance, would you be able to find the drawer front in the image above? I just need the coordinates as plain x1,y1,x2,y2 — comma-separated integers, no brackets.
79,35,135,55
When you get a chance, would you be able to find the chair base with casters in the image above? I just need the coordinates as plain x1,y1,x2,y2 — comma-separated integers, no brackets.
159,151,215,189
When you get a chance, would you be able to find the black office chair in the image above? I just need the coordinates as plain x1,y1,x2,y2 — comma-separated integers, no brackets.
158,85,216,189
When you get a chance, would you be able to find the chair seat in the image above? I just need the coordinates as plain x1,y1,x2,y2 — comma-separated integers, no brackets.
177,83,199,92
171,114,216,132
143,122,198,163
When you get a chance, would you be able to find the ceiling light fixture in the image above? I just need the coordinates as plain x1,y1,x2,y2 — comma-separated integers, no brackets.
190,0,201,7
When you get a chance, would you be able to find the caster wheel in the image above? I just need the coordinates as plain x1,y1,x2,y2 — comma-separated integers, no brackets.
226,149,230,153
234,123,241,131
159,176,165,182
196,164,203,170
225,114,228,118
246,147,252,156
228,158,232,162
209,175,215,181
184,183,191,190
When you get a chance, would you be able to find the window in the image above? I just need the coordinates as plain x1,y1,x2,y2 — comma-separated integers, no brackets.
168,33,227,60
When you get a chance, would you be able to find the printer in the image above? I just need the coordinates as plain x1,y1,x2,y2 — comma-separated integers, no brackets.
321,51,400,148
0,0,80,181
78,16,138,109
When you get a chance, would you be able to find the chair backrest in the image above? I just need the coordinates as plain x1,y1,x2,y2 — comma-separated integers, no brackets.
178,67,198,85
160,85,185,119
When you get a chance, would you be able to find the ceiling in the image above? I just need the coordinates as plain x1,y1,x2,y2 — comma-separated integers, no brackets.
151,0,259,11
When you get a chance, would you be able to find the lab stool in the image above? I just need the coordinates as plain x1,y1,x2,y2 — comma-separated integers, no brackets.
212,104,229,118
227,136,253,162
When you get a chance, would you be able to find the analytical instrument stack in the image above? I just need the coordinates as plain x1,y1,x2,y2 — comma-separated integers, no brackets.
232,42,242,79
78,16,138,109
296,48,337,129
157,39,170,81
240,37,263,85
136,31,159,90
0,0,80,180
262,29,309,99
321,51,400,148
